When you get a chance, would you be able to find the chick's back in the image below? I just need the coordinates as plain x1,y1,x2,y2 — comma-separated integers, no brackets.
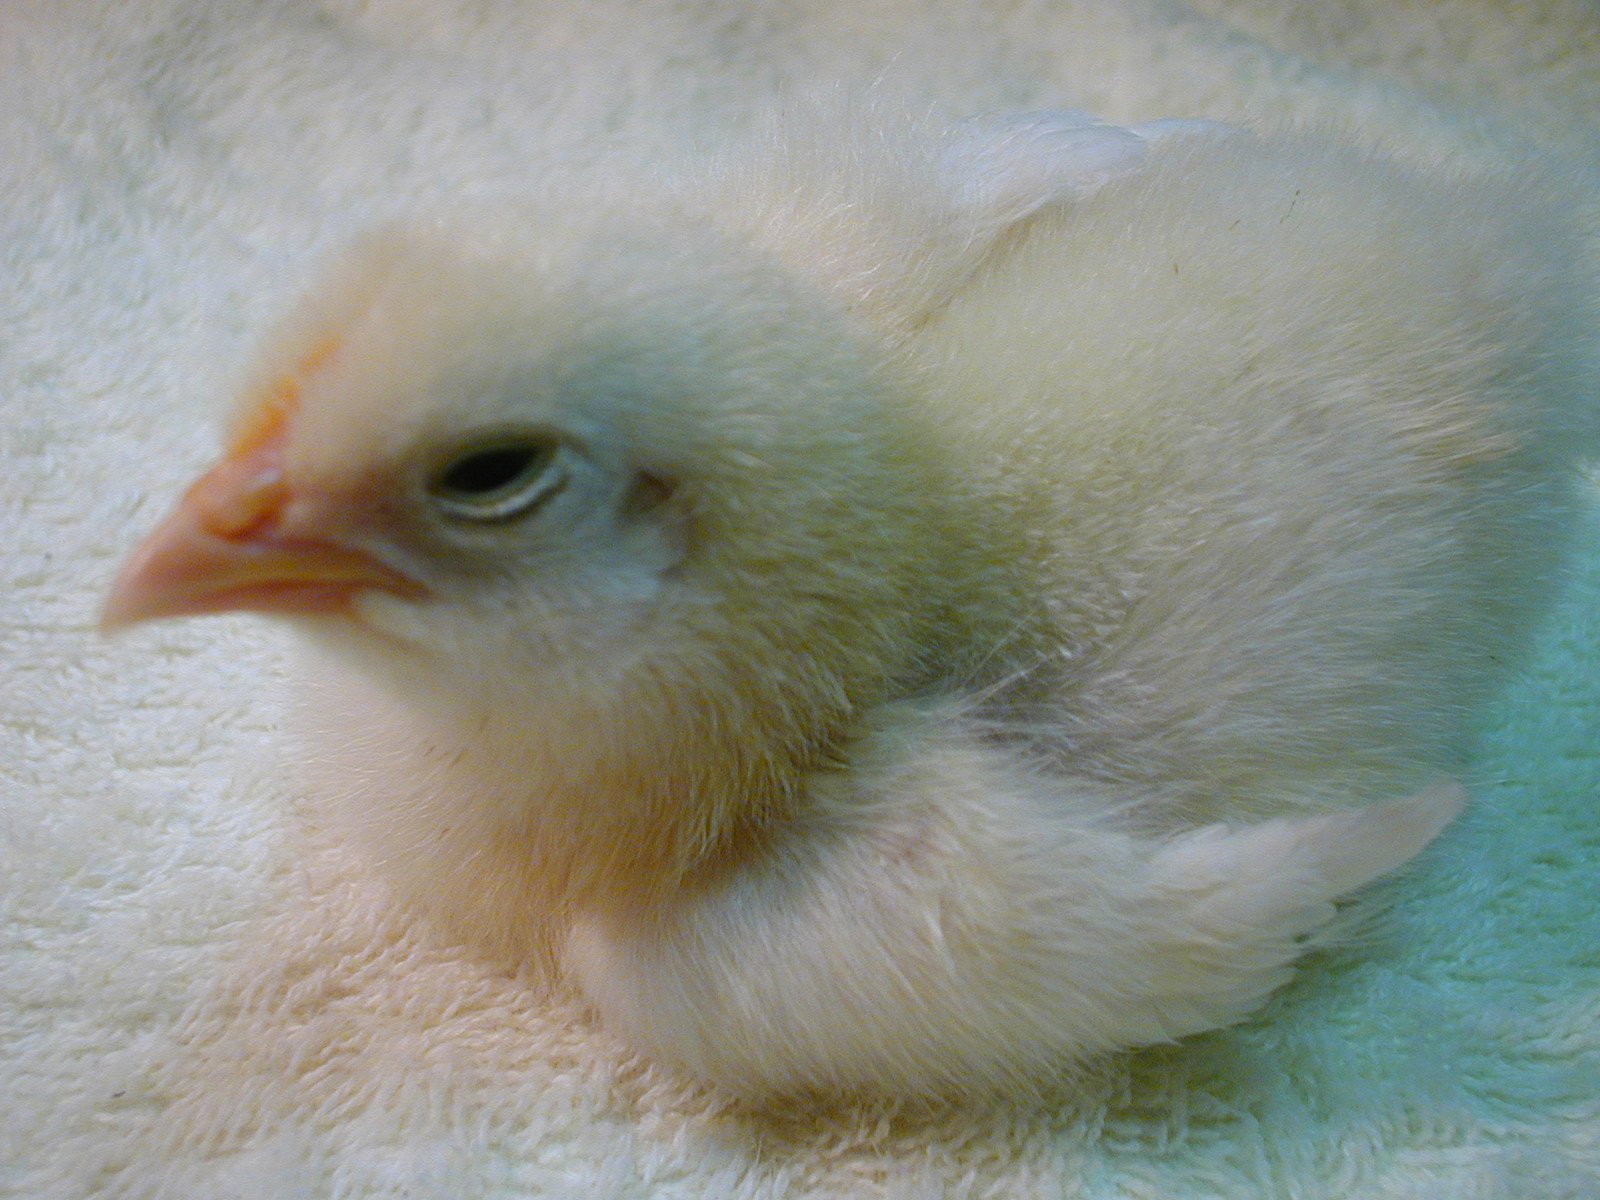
904,130,1599,820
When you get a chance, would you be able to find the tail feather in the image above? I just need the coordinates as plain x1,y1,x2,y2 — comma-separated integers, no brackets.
1135,782,1465,1040
1156,781,1464,922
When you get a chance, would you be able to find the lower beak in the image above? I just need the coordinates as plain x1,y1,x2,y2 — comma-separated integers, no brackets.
101,439,425,632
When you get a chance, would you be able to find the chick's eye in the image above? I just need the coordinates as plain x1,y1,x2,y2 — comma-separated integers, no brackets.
429,438,565,521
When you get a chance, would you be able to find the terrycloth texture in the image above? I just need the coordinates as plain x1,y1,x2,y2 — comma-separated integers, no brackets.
2,3,1596,1197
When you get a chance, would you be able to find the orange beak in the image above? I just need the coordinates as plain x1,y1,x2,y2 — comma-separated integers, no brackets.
100,430,425,632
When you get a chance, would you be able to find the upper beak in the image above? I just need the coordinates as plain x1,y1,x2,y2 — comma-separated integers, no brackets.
100,430,426,632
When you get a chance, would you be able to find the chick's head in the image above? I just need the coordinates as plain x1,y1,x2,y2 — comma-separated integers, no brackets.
105,203,956,863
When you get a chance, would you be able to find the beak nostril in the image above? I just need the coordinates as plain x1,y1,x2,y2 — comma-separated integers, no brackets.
187,438,290,541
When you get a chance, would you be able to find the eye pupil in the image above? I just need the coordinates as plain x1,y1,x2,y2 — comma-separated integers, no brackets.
439,447,539,496
428,437,565,521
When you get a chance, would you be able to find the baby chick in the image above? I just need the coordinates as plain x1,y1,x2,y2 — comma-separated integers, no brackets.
103,109,1597,1099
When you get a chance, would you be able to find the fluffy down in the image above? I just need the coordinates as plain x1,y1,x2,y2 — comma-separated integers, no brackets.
105,106,1599,1099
